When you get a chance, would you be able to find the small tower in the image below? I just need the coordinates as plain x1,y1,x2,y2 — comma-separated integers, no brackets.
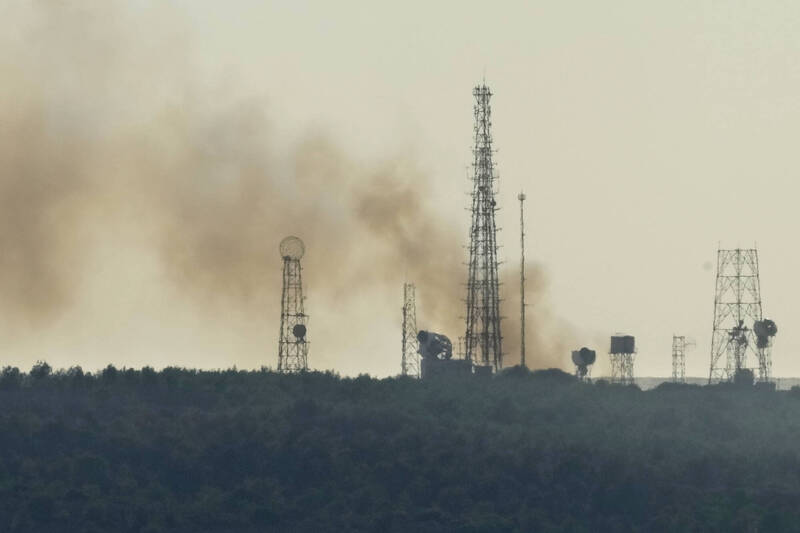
672,335,695,383
464,83,503,372
401,283,420,378
277,236,308,373
609,335,635,385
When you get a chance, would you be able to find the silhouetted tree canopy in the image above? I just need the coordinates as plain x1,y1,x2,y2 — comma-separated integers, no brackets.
0,363,798,532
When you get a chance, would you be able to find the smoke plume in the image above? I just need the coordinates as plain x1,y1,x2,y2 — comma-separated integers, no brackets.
0,3,572,373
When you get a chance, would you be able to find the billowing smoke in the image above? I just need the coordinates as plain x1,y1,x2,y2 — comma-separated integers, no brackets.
501,262,576,370
0,3,571,373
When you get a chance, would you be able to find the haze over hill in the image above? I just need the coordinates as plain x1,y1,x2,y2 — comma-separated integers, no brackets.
1,3,799,378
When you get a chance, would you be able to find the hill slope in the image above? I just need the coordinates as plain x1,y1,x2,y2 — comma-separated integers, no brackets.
1,365,800,532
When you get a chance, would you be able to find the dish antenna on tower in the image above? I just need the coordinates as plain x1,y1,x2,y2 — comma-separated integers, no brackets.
278,236,309,372
280,236,305,260
572,347,596,381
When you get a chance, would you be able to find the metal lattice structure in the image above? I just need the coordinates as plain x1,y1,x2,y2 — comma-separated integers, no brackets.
708,248,774,384
609,353,634,385
401,283,420,378
518,192,527,368
672,335,686,383
277,236,308,373
464,84,503,372
609,336,635,385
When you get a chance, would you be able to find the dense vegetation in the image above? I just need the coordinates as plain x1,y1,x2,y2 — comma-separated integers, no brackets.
2,363,800,532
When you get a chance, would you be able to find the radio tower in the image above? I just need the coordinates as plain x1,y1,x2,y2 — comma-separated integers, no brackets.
708,248,776,384
277,236,308,373
464,83,503,372
401,283,420,378
518,192,527,368
672,335,686,383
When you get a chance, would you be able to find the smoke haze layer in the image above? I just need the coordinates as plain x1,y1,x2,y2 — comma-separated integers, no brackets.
0,3,571,374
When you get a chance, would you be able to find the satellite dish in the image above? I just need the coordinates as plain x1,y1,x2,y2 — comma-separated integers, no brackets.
572,347,596,367
754,319,777,338
754,319,777,349
579,347,596,365
279,236,305,260
292,324,307,339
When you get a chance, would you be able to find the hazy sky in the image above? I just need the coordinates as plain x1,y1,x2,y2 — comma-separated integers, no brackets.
2,1,799,378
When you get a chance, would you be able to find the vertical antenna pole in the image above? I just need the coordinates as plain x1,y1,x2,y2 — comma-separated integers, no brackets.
518,192,527,368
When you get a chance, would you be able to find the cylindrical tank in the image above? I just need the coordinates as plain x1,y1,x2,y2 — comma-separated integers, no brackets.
623,336,635,353
610,336,635,354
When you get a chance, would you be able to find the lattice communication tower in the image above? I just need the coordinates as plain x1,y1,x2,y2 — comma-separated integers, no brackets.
464,83,503,372
277,236,308,373
708,248,776,384
401,283,420,378
671,335,694,383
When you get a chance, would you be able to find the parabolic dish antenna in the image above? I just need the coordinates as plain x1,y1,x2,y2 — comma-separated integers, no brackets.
279,236,305,260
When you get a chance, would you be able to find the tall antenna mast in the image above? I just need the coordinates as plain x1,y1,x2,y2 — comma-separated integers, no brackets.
708,247,776,384
401,283,420,378
518,192,527,368
277,236,308,372
464,83,503,372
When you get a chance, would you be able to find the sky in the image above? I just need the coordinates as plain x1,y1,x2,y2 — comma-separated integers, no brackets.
1,1,799,378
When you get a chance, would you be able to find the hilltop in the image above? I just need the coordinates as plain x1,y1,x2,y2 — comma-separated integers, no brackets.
1,364,800,532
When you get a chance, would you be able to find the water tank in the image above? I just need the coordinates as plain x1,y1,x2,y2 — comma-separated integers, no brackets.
610,335,635,354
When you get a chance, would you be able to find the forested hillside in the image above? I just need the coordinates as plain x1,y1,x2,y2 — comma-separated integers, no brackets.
1,363,800,532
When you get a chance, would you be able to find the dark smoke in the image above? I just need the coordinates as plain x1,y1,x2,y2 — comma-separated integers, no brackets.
0,3,572,372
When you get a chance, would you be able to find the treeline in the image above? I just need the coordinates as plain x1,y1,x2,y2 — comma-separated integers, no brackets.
2,364,800,532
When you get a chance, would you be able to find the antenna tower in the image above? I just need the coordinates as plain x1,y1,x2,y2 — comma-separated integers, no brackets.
277,236,308,373
672,336,686,383
464,83,503,371
401,283,420,378
708,248,774,383
518,192,527,368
